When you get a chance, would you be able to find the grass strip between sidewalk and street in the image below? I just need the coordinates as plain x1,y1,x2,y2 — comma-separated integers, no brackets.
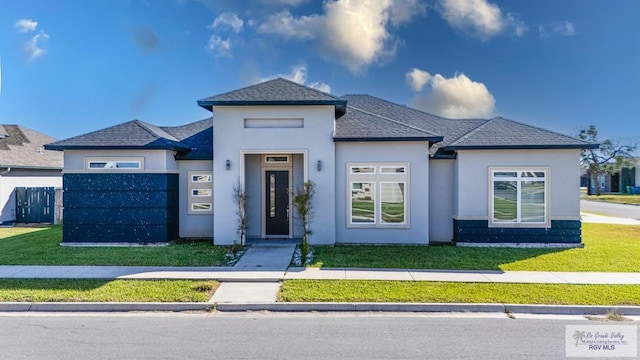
0,279,218,302
0,226,232,266
279,280,640,306
309,223,640,272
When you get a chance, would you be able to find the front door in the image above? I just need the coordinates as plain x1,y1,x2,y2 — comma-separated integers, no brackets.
265,170,290,236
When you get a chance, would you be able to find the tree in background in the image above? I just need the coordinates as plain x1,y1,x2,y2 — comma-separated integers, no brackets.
579,125,636,195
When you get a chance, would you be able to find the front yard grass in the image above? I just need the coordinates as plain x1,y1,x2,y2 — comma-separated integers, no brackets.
0,279,218,302
582,194,640,206
309,223,640,272
279,280,640,305
0,226,231,266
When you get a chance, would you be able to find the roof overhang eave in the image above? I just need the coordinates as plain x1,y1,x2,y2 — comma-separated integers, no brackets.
197,99,348,117
443,143,600,151
334,136,443,144
44,144,192,152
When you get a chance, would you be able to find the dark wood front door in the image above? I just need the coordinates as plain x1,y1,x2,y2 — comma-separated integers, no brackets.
265,170,289,236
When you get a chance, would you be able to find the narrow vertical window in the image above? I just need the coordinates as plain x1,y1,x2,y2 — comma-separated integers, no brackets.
381,182,405,224
351,182,375,223
269,174,276,218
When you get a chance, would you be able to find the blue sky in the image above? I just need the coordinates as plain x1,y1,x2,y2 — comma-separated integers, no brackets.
0,0,638,150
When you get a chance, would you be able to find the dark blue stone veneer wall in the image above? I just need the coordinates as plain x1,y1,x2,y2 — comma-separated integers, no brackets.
453,219,581,243
62,174,179,243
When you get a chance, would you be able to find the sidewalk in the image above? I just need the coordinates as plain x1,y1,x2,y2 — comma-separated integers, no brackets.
1,265,639,285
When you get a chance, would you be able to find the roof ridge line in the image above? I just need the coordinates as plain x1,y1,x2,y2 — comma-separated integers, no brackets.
344,94,481,122
447,118,495,146
490,116,593,145
347,105,442,137
135,120,179,142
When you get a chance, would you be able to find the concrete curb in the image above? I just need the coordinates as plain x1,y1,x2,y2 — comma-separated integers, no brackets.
216,302,640,315
1,302,639,315
215,302,506,313
0,302,214,312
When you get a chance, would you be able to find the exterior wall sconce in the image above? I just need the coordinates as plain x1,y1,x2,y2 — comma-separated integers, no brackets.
317,160,322,171
225,160,231,170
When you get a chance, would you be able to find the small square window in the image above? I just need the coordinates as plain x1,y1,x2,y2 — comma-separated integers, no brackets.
191,203,212,211
192,175,212,183
350,166,375,174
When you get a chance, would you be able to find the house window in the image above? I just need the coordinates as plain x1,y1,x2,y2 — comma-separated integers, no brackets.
85,157,144,171
264,155,289,164
490,168,549,227
347,163,409,228
188,171,213,215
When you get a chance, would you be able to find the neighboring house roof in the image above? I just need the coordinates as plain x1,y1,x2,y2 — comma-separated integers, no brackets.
45,120,193,153
197,78,348,117
0,125,63,170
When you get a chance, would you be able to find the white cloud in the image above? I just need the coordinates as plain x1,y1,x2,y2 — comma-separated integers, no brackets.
206,12,244,57
539,21,575,39
257,9,319,40
408,70,495,118
206,35,232,57
25,30,49,62
258,63,331,93
210,12,244,33
257,0,426,74
436,0,526,41
14,18,38,32
405,68,432,92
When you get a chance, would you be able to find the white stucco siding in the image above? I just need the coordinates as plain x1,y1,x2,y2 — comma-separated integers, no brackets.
177,160,213,238
429,159,455,242
63,149,178,173
212,105,336,245
335,141,430,244
455,149,582,221
0,169,62,223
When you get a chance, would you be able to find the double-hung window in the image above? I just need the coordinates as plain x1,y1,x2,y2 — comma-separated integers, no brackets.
348,163,409,228
489,167,550,227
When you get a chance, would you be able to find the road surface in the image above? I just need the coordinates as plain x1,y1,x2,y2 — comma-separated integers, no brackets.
581,199,640,219
0,312,634,360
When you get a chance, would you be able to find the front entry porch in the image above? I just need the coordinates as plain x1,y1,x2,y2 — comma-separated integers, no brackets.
242,152,307,241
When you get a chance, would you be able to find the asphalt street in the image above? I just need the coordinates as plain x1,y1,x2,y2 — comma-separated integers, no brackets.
1,312,633,360
581,199,640,219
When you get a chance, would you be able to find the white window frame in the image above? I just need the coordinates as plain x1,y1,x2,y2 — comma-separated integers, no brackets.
84,157,144,172
263,155,290,165
347,162,409,228
188,171,213,215
488,167,550,228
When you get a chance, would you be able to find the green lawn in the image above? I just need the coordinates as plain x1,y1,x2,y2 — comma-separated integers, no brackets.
582,194,640,206
279,280,640,305
0,226,232,266
309,223,640,272
0,279,218,302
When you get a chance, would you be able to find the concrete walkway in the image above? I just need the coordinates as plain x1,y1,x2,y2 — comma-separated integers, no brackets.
0,265,638,285
581,212,640,225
